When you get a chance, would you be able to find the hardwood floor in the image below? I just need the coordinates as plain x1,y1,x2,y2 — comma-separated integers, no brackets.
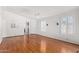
0,34,79,53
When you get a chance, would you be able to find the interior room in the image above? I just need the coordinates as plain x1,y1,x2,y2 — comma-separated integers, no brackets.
0,6,79,53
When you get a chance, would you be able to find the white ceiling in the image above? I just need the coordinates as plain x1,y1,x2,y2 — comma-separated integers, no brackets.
2,6,78,18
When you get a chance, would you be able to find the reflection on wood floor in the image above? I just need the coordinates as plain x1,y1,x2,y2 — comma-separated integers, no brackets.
0,34,79,53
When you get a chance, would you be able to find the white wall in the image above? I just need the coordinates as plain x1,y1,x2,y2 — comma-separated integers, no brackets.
2,11,27,37
2,10,38,37
36,8,79,44
0,7,3,43
29,18,38,34
0,7,2,38
36,16,60,37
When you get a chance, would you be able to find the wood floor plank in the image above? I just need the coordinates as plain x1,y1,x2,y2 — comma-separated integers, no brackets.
0,34,79,53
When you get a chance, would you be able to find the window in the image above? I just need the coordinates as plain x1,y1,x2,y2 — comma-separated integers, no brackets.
61,16,74,35
61,16,68,34
41,20,46,32
68,16,74,34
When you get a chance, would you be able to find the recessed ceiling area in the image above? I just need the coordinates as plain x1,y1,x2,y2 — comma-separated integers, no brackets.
2,6,78,18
